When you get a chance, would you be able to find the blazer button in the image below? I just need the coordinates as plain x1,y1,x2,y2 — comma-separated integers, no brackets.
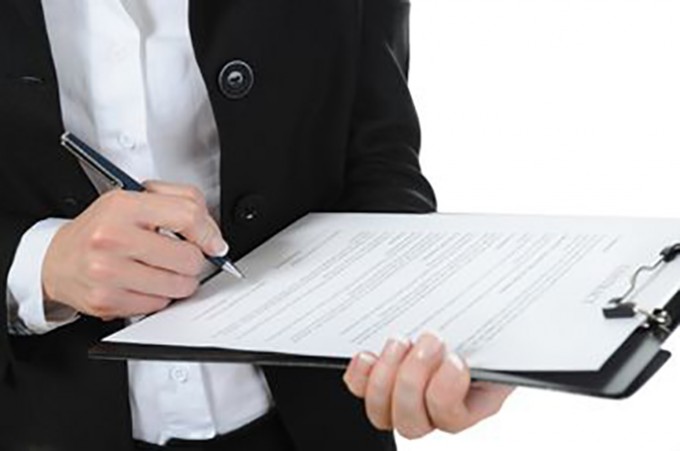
232,195,266,225
218,60,254,99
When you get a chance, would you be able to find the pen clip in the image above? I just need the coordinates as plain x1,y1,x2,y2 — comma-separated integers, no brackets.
60,132,125,189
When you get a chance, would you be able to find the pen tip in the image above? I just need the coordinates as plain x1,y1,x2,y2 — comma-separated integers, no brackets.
222,263,246,279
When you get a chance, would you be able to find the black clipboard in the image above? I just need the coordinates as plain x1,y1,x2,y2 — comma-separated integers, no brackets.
91,241,680,400
90,288,679,399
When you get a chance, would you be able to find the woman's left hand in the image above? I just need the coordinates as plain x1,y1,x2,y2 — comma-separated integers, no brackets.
343,332,514,439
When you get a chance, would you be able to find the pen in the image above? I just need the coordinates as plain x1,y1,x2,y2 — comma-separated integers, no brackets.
60,132,245,279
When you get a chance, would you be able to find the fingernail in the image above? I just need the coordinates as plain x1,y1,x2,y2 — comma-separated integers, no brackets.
447,352,466,372
210,238,229,257
424,329,443,342
382,336,410,363
356,352,378,373
415,332,444,361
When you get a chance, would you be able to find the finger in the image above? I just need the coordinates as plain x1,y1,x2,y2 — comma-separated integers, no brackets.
133,192,228,257
424,352,475,434
464,382,514,423
102,257,199,299
84,287,171,319
391,333,444,439
364,337,411,430
124,229,206,277
110,290,172,318
142,181,224,252
343,352,379,398
143,180,207,206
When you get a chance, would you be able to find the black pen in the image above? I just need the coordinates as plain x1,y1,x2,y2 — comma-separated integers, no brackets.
60,132,245,279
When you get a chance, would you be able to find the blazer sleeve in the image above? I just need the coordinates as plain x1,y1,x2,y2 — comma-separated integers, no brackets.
333,0,437,214
0,216,36,377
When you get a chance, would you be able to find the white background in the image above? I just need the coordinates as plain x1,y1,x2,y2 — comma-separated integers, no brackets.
400,1,680,450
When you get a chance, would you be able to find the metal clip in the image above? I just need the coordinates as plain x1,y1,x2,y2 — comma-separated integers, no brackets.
602,243,679,334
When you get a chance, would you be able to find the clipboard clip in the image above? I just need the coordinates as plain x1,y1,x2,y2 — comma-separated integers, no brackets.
602,243,680,334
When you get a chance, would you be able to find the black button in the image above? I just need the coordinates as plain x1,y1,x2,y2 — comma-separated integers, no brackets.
232,194,266,225
218,60,254,100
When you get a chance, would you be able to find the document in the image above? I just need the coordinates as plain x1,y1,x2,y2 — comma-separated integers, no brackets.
104,213,680,371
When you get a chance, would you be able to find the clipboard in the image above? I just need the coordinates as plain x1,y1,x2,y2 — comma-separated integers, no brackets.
89,222,680,400
90,286,679,399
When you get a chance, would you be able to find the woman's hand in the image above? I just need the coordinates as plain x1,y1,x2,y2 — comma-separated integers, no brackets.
42,182,226,320
343,332,513,439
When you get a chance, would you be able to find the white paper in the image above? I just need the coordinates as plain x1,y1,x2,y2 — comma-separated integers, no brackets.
104,213,680,371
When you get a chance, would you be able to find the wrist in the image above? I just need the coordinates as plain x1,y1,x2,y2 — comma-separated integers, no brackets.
41,221,67,305
8,218,76,334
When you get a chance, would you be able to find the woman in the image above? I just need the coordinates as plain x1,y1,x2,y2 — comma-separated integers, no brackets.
0,0,512,449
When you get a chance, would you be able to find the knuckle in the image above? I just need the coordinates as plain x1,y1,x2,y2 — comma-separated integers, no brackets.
88,226,117,250
367,363,396,395
344,375,358,394
396,371,422,395
144,297,171,314
365,396,392,431
439,416,469,434
186,186,206,205
398,429,416,440
102,189,132,209
443,424,467,435
397,425,428,441
172,276,199,298
187,278,200,295
367,411,392,431
368,378,389,399
185,248,205,276
181,201,204,229
426,393,467,433
86,289,114,317
425,388,445,412
85,258,113,282
157,298,172,309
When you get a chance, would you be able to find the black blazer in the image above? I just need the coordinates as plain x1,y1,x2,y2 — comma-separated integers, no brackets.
0,1,436,450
